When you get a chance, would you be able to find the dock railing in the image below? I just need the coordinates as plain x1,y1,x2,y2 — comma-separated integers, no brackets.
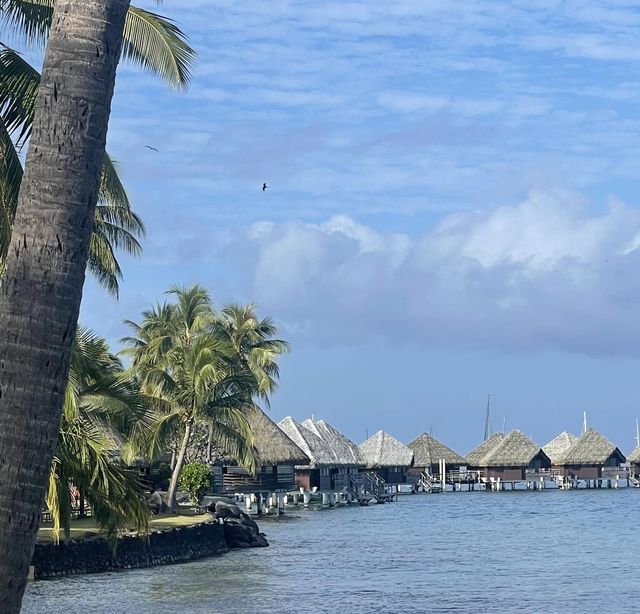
447,469,482,483
601,466,630,479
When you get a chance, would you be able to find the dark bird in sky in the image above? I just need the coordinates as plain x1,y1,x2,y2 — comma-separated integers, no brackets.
262,182,269,191
145,145,159,152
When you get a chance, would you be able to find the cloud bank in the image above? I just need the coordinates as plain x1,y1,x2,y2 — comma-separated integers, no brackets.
239,191,640,355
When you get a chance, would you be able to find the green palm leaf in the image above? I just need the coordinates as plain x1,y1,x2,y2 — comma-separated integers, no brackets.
0,117,22,271
0,0,54,44
0,46,38,146
1,1,194,89
46,327,157,546
123,7,195,90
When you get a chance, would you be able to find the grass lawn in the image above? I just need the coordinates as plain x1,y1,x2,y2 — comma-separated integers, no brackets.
36,512,211,544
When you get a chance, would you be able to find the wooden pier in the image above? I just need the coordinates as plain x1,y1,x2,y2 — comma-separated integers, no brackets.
412,462,636,493
228,468,400,516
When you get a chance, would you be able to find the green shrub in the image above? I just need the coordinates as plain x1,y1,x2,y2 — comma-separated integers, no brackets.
179,463,213,504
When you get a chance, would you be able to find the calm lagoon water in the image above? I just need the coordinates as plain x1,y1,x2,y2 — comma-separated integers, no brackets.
23,488,640,614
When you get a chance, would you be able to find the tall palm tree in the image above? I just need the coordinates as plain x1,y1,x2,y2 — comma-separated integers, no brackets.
0,2,184,610
217,303,291,407
0,3,195,293
122,286,258,512
47,327,154,548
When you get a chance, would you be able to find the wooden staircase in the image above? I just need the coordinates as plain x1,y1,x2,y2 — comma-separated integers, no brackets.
418,471,442,493
348,472,394,504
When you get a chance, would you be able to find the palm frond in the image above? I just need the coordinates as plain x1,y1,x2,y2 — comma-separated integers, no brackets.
0,45,39,145
57,421,149,549
47,327,159,546
216,303,290,406
122,7,195,90
0,0,54,46
87,231,122,297
1,2,194,89
0,116,23,269
99,155,133,215
209,414,256,475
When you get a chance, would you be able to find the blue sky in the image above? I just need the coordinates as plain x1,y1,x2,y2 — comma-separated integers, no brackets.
76,0,640,454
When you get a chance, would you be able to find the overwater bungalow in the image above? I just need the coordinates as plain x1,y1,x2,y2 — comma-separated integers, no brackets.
543,431,578,466
359,431,414,484
472,429,550,481
465,432,504,468
554,428,626,480
215,406,310,493
301,418,366,489
628,447,640,478
278,416,345,491
407,433,467,477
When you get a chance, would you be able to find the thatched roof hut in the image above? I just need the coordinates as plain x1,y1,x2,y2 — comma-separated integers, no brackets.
302,418,366,466
359,431,414,468
245,406,310,466
278,416,340,467
558,428,625,466
543,431,578,465
477,430,549,467
407,433,466,468
628,446,640,465
465,432,504,467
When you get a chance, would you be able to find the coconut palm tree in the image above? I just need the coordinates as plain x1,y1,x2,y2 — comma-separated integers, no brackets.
0,2,190,609
47,327,154,548
217,303,291,407
122,286,258,512
0,4,195,292
203,304,290,463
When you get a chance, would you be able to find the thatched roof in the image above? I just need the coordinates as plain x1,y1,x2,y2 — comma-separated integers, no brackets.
558,428,625,465
465,432,504,466
477,430,549,467
278,416,340,467
359,431,414,468
302,418,366,466
245,406,310,466
407,433,466,467
628,446,640,463
543,431,578,465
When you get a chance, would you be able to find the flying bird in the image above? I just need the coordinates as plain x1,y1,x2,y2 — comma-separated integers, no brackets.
145,145,159,152
262,182,269,192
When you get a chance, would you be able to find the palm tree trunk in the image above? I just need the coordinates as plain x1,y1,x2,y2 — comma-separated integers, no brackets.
166,420,193,512
207,421,213,463
170,442,177,470
0,2,131,611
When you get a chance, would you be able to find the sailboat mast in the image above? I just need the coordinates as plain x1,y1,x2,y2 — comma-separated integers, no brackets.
484,394,491,441
582,411,587,435
635,418,639,449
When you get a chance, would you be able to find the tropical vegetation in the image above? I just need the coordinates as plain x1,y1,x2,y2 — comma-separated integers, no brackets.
0,4,291,612
0,2,195,610
179,463,213,505
0,0,197,548
0,0,195,293
47,327,154,547
122,286,271,511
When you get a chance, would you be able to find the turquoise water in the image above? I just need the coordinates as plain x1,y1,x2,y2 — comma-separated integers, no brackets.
23,489,640,613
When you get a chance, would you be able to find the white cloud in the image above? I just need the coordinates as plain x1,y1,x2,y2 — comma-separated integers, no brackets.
238,191,640,354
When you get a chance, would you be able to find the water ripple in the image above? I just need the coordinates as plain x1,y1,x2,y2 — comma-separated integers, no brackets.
23,489,640,614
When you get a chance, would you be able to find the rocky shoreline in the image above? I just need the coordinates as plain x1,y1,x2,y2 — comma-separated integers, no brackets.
31,500,267,580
